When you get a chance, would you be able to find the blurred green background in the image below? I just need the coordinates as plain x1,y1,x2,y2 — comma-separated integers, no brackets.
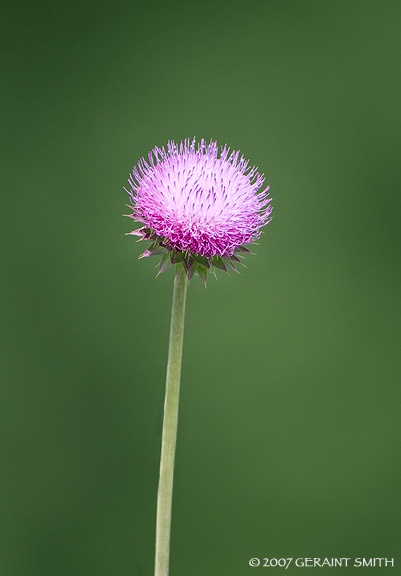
2,0,401,574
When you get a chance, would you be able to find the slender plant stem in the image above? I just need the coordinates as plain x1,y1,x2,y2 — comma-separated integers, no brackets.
155,266,188,576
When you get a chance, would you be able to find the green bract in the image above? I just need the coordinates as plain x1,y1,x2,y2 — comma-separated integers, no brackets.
129,226,253,285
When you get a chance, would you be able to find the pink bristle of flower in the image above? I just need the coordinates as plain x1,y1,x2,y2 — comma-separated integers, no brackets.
125,138,272,258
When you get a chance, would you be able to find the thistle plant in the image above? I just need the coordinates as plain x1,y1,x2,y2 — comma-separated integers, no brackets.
125,138,272,576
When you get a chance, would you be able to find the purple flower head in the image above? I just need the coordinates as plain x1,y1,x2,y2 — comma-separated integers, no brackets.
126,138,272,281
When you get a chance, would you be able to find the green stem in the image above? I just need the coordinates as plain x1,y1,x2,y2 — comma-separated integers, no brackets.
155,265,188,576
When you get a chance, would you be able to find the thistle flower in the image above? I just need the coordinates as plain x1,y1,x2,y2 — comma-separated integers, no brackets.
123,138,274,576
126,138,272,282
